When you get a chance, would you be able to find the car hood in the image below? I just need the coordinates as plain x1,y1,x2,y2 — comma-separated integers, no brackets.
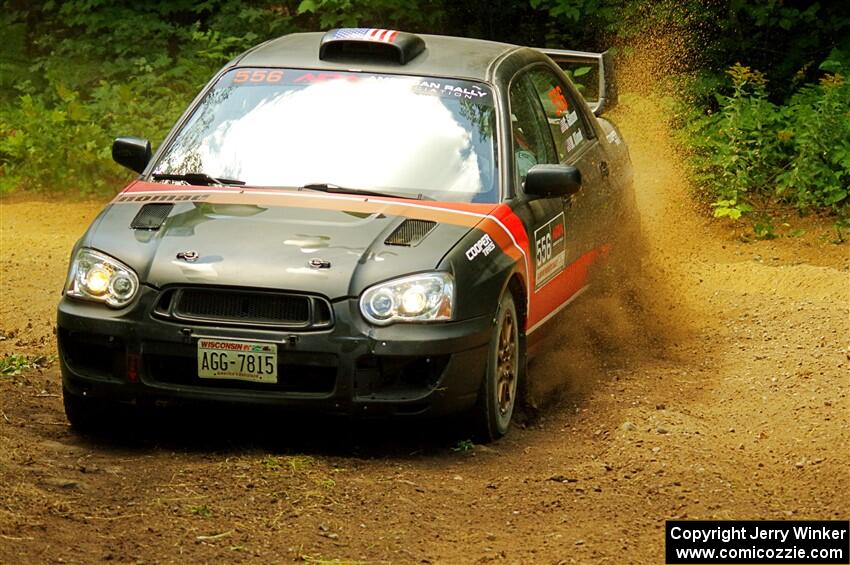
84,184,496,299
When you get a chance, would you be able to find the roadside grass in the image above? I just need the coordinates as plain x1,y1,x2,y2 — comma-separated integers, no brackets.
451,439,475,452
285,456,314,472
260,456,282,470
0,353,52,376
256,455,336,501
188,504,213,518
260,455,316,472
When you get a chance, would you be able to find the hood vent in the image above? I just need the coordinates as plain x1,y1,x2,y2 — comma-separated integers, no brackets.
131,203,173,230
384,219,437,246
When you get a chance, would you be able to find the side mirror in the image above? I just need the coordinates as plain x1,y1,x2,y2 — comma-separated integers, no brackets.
524,164,581,197
112,136,152,174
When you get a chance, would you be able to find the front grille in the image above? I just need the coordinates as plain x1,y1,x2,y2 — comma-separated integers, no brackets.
154,288,333,330
178,289,308,324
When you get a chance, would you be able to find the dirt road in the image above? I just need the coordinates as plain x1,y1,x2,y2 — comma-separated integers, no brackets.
1,97,847,564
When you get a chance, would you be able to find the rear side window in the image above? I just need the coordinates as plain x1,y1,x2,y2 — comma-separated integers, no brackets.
527,67,589,162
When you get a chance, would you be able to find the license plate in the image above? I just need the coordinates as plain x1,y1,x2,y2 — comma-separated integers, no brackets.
197,339,277,383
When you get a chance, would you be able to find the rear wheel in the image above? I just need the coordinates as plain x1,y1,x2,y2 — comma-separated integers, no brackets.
472,291,522,442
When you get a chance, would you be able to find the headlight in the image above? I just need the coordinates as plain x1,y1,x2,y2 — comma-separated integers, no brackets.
360,272,454,325
65,249,139,307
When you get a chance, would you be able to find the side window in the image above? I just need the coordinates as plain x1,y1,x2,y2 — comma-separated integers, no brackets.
527,67,589,162
508,75,557,183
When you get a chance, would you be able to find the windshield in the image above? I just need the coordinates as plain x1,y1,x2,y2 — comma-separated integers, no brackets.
152,68,498,202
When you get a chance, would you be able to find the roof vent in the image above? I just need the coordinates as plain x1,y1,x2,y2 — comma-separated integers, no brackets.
385,219,437,246
319,28,425,65
131,203,172,230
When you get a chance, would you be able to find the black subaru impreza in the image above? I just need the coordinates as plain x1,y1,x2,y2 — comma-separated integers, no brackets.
58,28,635,440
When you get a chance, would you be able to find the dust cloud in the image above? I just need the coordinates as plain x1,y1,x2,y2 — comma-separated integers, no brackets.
525,26,707,409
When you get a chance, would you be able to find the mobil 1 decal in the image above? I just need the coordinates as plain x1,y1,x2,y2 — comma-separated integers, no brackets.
534,212,566,289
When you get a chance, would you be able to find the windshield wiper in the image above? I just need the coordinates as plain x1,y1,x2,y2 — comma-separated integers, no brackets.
152,172,246,186
301,183,431,200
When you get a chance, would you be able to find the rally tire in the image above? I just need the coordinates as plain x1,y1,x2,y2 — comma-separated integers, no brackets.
472,291,522,442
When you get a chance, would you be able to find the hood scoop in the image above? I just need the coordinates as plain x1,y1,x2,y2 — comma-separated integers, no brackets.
131,203,173,230
384,219,437,246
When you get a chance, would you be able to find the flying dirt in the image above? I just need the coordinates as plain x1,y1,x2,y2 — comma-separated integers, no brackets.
0,89,847,563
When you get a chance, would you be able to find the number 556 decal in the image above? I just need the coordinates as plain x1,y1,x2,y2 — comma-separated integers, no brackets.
534,212,566,290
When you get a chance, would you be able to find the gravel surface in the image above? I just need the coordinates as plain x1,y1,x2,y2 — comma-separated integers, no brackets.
1,95,847,564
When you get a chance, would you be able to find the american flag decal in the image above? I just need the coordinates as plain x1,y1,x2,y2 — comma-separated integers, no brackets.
333,28,399,43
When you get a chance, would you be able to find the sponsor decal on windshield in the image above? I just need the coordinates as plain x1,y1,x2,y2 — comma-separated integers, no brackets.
414,80,490,100
233,69,284,84
219,68,493,105
293,72,359,83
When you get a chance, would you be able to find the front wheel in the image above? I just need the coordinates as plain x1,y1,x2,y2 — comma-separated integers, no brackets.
472,291,522,442
63,388,111,433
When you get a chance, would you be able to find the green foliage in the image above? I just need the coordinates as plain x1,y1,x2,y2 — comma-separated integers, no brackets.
752,220,777,241
0,0,458,194
260,455,281,469
0,1,299,194
835,218,850,243
296,0,443,29
530,0,618,27
0,0,847,214
707,2,849,101
0,353,51,376
684,65,781,211
451,439,475,452
188,504,213,518
562,65,593,95
774,73,850,210
681,62,850,223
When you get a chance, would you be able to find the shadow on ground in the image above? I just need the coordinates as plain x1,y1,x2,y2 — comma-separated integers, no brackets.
65,403,485,458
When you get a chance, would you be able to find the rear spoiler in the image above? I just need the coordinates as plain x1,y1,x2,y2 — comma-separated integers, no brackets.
537,49,617,117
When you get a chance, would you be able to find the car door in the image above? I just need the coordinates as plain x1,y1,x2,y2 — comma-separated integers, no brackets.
507,72,567,310
524,64,614,278
507,65,614,343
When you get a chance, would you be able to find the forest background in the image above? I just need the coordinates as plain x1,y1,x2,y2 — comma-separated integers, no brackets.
1,0,847,233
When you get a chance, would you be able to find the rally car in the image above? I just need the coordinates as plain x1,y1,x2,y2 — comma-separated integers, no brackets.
58,28,636,440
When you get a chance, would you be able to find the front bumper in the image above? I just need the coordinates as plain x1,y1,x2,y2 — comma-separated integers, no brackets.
57,287,492,417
